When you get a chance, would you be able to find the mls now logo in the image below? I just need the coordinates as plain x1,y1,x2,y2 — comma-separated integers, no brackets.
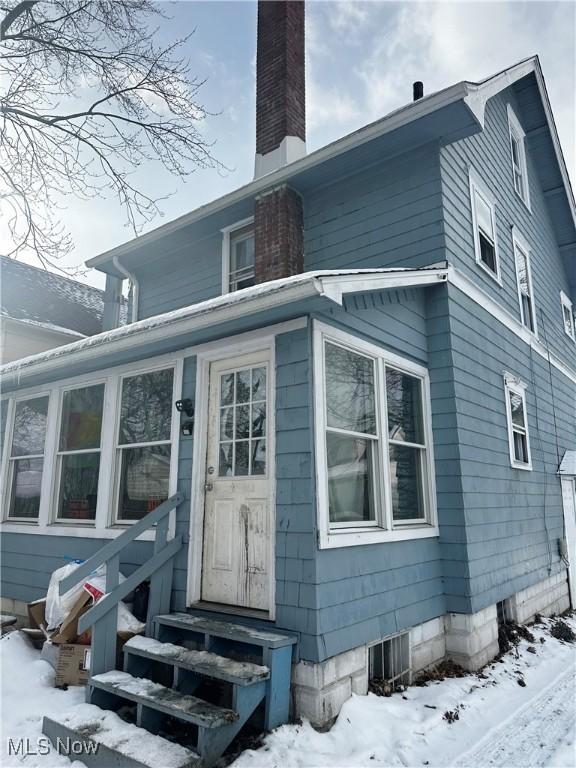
7,737,99,758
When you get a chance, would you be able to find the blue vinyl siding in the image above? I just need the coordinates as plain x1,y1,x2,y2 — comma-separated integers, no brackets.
441,86,576,368
304,142,444,273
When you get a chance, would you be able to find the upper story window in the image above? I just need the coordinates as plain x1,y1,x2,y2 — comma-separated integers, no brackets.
504,376,531,470
560,291,575,340
469,170,500,282
115,367,174,522
6,396,49,520
56,384,105,522
507,104,530,209
222,218,255,293
512,229,536,334
314,323,437,548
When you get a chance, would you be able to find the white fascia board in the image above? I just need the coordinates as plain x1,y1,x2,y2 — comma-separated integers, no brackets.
0,268,447,386
2,315,86,340
86,83,469,272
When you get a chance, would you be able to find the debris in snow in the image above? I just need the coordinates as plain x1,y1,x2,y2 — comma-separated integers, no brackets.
443,708,460,724
527,646,537,654
498,621,535,655
413,659,467,685
549,618,576,643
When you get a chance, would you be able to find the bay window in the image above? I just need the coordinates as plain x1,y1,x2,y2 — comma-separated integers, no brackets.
7,396,49,519
316,324,436,547
115,367,174,521
56,384,104,521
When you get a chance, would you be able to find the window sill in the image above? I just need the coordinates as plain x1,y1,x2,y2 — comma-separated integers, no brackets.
0,521,157,541
510,461,533,472
319,525,439,549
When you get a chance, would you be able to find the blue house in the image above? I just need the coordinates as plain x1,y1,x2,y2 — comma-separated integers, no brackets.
1,2,575,762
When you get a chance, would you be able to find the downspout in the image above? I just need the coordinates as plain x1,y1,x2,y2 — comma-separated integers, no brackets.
113,255,140,324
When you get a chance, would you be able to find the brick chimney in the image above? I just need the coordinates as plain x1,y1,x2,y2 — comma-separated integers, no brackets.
253,1,305,284
254,0,306,178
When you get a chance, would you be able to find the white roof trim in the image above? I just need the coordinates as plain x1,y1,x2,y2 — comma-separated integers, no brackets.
0,267,449,386
1,315,86,339
559,451,576,476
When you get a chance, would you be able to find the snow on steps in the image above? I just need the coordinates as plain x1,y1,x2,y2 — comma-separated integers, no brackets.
91,670,238,728
125,635,270,685
42,703,199,768
154,613,297,648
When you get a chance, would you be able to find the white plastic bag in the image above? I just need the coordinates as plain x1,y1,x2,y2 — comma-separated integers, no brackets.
45,563,84,630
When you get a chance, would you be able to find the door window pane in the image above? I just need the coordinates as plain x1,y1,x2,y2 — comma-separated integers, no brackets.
218,365,268,477
60,385,104,451
11,397,48,457
325,343,376,434
119,369,173,445
9,458,44,519
327,432,376,523
58,452,100,520
389,444,425,521
117,445,171,521
386,369,424,444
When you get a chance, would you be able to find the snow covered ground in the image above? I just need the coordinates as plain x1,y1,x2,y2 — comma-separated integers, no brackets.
0,615,574,768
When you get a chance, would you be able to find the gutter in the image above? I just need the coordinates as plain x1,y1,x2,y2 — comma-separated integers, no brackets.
113,255,139,324
0,268,448,389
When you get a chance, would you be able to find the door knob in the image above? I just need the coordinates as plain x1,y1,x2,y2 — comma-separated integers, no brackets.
204,482,213,492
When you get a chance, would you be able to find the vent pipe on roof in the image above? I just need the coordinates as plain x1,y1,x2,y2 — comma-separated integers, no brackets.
413,81,424,101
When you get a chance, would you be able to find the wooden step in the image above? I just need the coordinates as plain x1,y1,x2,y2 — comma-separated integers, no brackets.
124,636,270,685
155,613,297,649
90,671,238,729
42,703,199,768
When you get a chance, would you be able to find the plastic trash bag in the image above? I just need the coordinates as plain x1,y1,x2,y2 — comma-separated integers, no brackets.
45,562,85,630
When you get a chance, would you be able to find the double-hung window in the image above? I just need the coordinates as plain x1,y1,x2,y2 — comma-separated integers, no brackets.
560,291,575,340
507,104,530,209
316,324,436,547
6,396,49,520
513,229,536,334
115,367,174,521
223,219,255,293
56,384,105,521
469,170,500,281
504,377,531,470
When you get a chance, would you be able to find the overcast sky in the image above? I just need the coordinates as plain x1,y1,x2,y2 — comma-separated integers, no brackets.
16,0,576,287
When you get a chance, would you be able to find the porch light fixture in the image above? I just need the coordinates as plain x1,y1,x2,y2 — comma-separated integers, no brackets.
175,398,194,417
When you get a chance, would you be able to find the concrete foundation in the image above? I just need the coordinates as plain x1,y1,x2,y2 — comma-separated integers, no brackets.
445,604,500,671
0,597,28,627
507,571,570,624
410,616,446,676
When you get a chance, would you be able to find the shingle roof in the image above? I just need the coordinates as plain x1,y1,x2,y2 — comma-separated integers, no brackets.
0,256,126,336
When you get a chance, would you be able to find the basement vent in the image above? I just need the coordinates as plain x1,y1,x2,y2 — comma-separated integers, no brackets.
369,632,411,687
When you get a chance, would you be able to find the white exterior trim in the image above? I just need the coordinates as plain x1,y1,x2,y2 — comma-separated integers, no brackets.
220,215,255,295
512,226,538,337
186,332,277,619
507,103,531,211
313,321,438,550
254,135,307,179
560,291,575,341
469,167,502,285
503,376,533,471
1,352,184,540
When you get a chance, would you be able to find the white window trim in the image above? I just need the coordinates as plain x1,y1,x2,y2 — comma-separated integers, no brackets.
560,291,575,341
313,321,438,549
512,227,537,337
507,104,531,211
503,374,532,471
221,216,255,295
0,352,183,539
469,168,502,285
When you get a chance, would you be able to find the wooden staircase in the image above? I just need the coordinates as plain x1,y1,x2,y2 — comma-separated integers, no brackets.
40,496,297,767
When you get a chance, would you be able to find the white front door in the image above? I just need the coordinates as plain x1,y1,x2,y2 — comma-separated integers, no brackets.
561,477,576,607
201,351,272,612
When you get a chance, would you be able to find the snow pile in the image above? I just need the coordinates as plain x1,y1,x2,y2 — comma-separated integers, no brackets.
0,631,85,767
233,615,576,768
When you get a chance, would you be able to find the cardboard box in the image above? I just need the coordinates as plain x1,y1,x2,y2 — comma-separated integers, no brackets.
27,598,46,630
54,643,91,687
50,591,92,645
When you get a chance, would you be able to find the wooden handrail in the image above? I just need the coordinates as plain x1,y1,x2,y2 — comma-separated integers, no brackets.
58,492,184,595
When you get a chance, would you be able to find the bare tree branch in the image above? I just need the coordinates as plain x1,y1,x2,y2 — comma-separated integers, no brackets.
0,0,220,270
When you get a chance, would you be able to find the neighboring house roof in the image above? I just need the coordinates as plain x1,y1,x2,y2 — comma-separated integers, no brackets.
0,265,449,386
86,56,575,279
558,451,576,476
0,256,127,336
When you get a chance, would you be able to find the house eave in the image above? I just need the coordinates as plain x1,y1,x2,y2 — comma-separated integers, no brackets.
0,267,449,390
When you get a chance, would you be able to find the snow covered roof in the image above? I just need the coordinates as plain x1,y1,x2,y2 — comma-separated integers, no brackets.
0,265,448,388
558,451,576,476
0,256,127,336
